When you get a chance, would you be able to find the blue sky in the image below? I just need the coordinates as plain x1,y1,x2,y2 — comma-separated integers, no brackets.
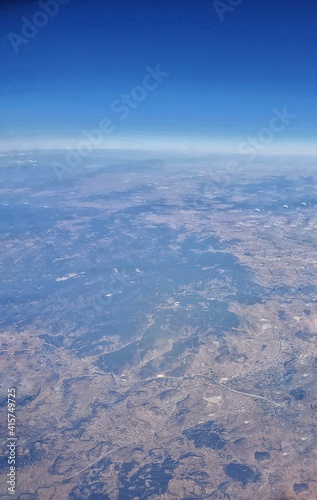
1,0,317,152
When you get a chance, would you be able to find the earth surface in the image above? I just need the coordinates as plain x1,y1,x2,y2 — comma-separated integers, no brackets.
1,151,317,499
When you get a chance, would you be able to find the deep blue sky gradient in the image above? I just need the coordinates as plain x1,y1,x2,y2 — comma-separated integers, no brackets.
1,0,317,150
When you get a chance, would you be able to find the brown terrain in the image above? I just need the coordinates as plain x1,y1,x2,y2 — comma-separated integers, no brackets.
0,153,317,499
